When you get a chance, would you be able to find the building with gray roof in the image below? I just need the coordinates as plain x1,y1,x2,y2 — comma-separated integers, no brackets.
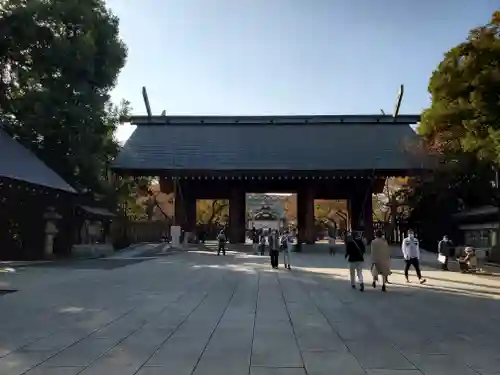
112,114,427,244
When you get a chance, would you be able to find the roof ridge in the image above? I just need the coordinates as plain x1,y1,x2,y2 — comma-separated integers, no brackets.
125,114,420,126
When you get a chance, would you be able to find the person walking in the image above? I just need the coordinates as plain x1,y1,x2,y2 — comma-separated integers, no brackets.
259,232,266,256
217,229,227,256
283,230,294,270
370,230,391,292
328,224,337,255
251,227,259,255
402,230,426,284
438,235,454,271
345,232,365,291
269,230,280,269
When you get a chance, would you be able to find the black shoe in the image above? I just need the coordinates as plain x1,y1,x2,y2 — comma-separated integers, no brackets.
359,283,364,292
419,278,427,284
382,284,386,292
372,281,376,288
288,266,291,270
351,284,356,289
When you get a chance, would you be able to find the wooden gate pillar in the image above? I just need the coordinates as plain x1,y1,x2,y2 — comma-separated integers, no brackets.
348,182,373,241
298,187,315,245
229,187,246,243
174,180,196,232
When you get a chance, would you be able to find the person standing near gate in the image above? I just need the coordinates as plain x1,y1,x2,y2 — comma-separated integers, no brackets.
401,230,426,284
328,224,337,255
251,227,259,255
438,235,454,271
283,230,293,270
259,231,266,256
269,230,280,269
217,229,227,256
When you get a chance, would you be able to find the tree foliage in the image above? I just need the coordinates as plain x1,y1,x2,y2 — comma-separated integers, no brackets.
314,200,348,229
372,178,409,223
419,11,500,165
403,11,500,247
0,0,127,195
197,200,229,225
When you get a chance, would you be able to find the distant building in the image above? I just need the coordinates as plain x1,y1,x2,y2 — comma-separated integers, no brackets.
453,206,500,261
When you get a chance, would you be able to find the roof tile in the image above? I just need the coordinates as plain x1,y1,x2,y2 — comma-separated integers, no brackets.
113,121,424,171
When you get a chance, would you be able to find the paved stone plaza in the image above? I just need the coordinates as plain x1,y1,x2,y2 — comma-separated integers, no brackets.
1,245,500,375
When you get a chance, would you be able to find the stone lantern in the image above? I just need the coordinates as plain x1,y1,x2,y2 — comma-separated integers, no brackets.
43,206,62,258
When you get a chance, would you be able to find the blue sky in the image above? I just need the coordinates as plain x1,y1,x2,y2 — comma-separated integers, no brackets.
107,0,499,142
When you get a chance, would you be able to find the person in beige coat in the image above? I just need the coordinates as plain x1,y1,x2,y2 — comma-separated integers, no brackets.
370,230,391,292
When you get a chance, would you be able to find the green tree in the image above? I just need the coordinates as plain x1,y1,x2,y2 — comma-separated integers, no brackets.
0,0,127,194
402,158,494,248
419,11,500,165
411,11,500,248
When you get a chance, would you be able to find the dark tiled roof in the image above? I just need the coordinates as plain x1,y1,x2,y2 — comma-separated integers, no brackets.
112,115,425,172
0,129,76,193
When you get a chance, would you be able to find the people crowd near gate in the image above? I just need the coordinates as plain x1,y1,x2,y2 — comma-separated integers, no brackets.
210,224,482,294
248,227,295,270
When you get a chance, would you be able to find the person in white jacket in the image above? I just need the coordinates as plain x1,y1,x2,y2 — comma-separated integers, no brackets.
401,230,426,284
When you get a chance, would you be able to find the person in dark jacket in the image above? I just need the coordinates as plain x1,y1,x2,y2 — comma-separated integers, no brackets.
345,232,365,291
438,235,454,270
269,230,280,269
251,227,259,255
217,230,227,256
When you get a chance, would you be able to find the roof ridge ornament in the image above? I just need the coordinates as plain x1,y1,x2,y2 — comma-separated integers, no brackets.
142,86,152,118
393,84,404,121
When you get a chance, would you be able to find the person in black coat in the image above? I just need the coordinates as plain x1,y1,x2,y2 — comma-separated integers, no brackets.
345,232,365,291
269,230,280,268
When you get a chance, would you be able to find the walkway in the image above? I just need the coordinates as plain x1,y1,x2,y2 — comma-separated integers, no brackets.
0,245,499,374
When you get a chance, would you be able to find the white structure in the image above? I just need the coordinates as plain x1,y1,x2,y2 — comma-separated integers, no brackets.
248,205,283,231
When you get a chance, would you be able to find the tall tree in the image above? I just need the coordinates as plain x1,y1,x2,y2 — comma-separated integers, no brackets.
0,0,127,194
408,11,500,247
419,11,500,166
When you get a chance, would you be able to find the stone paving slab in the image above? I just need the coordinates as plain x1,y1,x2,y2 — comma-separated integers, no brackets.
0,245,500,374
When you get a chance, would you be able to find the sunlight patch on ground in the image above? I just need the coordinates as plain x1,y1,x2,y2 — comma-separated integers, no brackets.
59,306,85,314
191,264,257,274
189,250,222,256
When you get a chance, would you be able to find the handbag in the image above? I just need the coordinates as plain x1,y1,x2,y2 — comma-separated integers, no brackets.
437,254,447,264
371,263,379,281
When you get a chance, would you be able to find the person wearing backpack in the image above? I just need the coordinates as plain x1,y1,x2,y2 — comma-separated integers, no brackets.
345,232,365,291
217,230,227,256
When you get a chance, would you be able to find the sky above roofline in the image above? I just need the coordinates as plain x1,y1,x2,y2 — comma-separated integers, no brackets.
108,0,497,143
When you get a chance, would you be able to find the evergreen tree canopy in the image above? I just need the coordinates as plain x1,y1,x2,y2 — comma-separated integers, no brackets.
0,0,127,194
419,11,500,165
